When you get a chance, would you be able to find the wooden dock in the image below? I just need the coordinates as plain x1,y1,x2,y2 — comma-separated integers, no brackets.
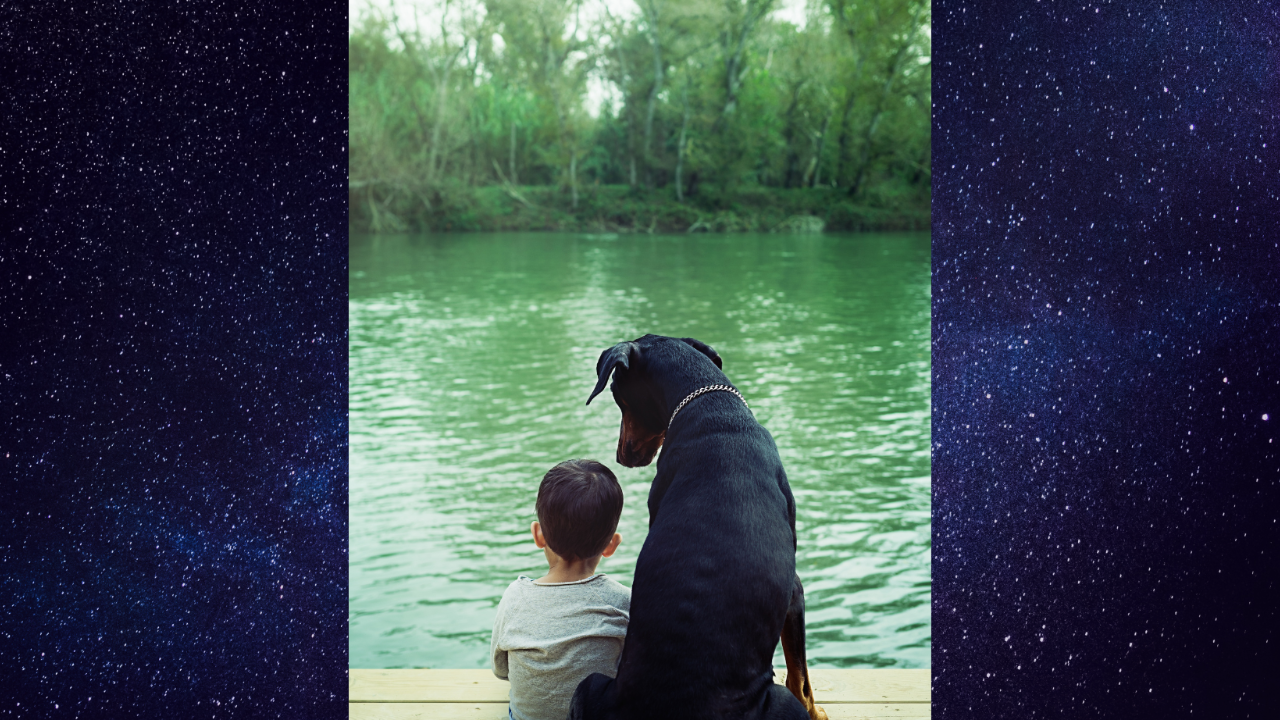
350,668,930,719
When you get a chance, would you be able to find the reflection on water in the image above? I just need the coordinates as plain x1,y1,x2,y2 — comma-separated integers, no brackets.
350,232,930,669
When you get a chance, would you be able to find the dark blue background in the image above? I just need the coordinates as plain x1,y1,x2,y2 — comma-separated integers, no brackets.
3,2,346,717
933,1,1279,717
6,0,1278,716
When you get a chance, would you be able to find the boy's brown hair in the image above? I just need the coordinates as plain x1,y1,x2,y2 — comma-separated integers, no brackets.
535,460,623,561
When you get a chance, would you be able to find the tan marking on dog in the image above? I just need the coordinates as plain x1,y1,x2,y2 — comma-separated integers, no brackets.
617,411,664,468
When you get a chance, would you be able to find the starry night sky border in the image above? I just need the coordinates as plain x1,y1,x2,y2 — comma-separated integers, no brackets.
4,0,1278,717
3,2,347,717
932,1,1278,717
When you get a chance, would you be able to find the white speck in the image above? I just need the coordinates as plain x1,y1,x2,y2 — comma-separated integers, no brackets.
1190,124,1195,130
1264,414,1270,421
1223,377,1228,383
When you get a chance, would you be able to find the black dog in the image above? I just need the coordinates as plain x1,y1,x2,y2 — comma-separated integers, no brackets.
570,335,826,720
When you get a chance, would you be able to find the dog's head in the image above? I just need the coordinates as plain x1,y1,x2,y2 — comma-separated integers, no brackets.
586,335,723,467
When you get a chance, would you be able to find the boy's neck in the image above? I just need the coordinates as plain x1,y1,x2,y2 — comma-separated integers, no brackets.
536,551,602,584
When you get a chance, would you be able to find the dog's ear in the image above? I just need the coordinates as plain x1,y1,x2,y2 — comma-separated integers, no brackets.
680,337,722,369
587,342,640,405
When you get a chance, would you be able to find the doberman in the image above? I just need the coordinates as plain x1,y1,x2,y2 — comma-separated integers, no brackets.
570,335,827,720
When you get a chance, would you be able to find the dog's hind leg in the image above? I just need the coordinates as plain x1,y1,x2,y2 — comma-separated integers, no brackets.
568,672,617,720
761,682,812,720
781,573,828,720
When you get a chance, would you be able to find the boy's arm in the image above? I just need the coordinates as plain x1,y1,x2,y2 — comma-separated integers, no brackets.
491,594,509,680
492,640,509,680
613,584,631,674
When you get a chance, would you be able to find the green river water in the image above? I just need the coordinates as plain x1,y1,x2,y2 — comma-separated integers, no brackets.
349,231,930,669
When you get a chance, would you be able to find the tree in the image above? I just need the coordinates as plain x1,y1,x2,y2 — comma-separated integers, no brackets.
485,0,594,206
348,0,930,231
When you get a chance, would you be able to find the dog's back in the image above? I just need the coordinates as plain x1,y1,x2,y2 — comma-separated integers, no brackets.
577,337,807,720
619,404,798,718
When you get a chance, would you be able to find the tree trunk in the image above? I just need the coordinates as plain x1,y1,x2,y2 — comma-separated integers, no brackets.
641,0,663,188
808,108,834,187
833,90,856,188
427,79,448,183
713,0,775,131
675,84,690,201
570,151,578,209
391,14,456,187
848,35,913,198
716,32,748,126
607,11,638,188
780,81,805,188
509,121,518,185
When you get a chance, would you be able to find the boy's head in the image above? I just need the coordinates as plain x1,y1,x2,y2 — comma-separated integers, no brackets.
535,459,623,561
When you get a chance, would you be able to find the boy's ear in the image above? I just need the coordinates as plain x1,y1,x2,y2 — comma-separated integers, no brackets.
600,532,622,558
531,521,547,549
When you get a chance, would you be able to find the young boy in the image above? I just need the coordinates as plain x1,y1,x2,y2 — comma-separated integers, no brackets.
491,459,630,720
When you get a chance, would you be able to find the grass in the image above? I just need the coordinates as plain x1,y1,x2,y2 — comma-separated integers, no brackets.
350,183,929,234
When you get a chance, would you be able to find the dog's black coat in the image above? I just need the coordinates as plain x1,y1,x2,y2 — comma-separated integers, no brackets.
571,335,810,720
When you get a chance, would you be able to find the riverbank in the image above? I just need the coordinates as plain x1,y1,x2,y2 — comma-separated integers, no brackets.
349,184,929,234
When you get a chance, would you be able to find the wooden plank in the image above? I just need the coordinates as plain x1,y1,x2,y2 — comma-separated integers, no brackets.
350,703,508,720
350,703,929,720
351,669,511,703
349,668,931,705
824,704,931,719
775,668,931,704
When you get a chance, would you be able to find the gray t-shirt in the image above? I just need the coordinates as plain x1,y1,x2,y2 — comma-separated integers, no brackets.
491,574,631,720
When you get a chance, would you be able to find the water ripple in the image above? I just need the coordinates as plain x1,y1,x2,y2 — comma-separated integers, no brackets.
350,232,930,669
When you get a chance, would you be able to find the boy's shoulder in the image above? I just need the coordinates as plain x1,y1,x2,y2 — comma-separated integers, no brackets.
583,574,631,614
593,574,631,601
497,575,537,602
499,574,629,604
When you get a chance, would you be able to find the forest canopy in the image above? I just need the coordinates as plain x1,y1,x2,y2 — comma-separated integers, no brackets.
350,0,930,232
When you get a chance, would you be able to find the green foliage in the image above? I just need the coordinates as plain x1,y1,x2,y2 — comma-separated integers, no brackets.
350,0,930,232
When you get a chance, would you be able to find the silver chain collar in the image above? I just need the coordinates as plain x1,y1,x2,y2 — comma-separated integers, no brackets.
667,384,750,429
